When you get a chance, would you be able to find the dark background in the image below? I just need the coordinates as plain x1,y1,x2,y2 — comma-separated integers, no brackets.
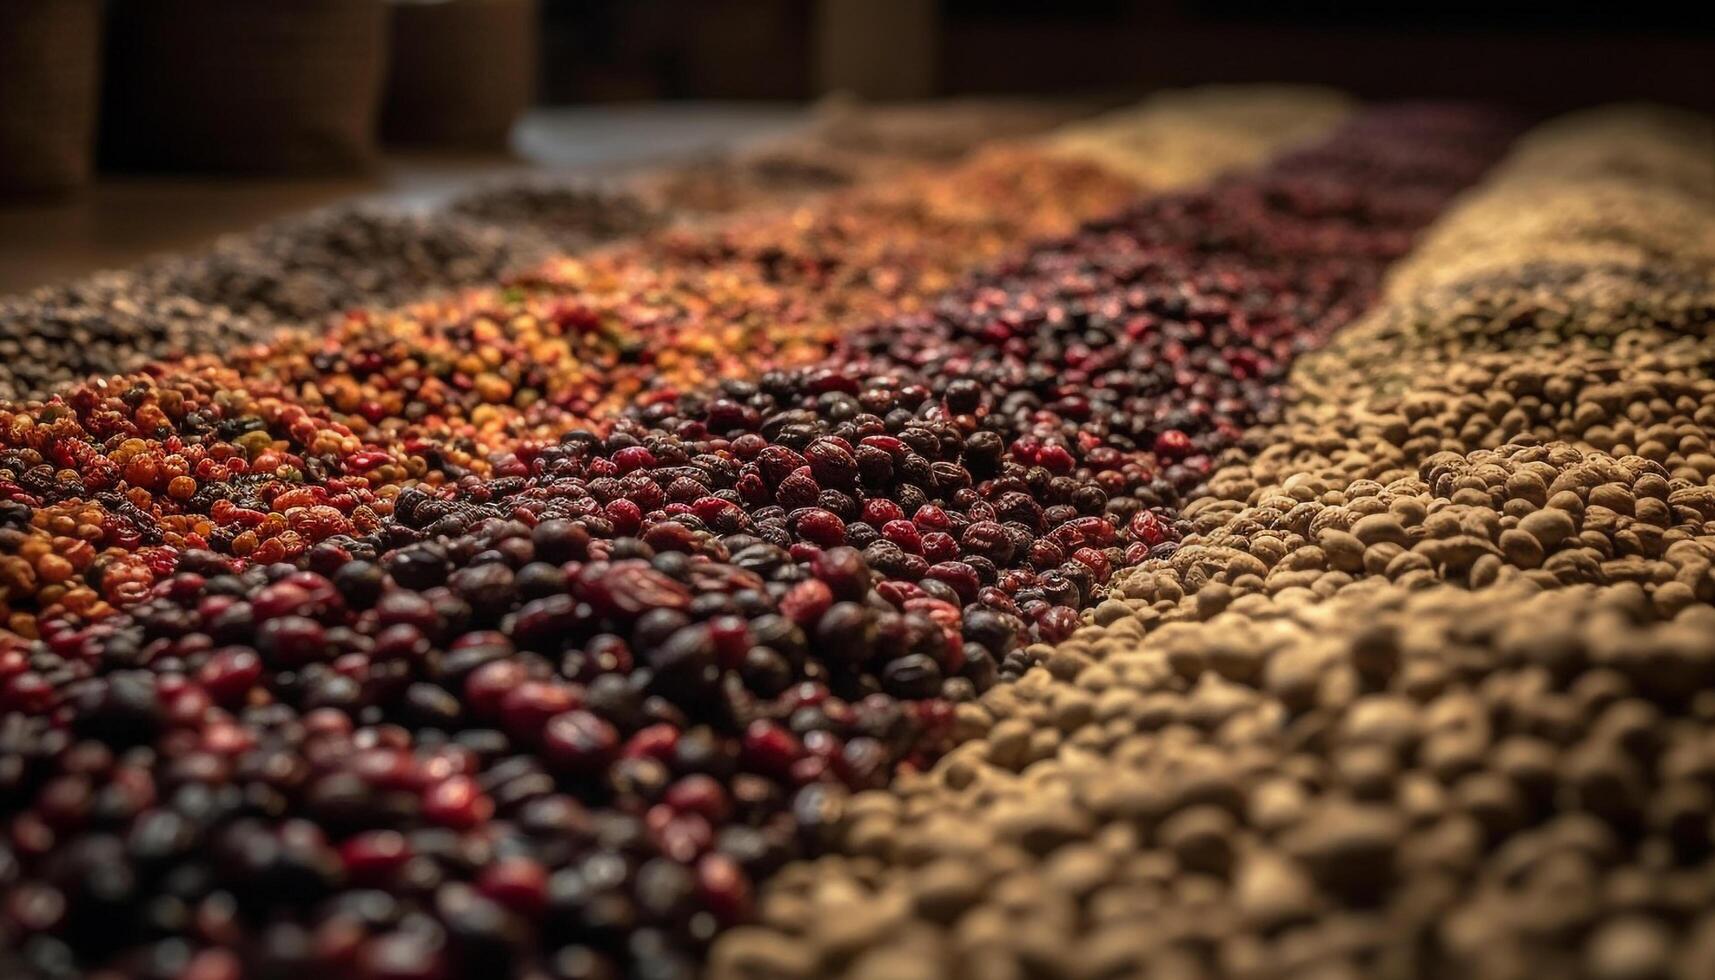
5,0,1711,294
540,0,1715,112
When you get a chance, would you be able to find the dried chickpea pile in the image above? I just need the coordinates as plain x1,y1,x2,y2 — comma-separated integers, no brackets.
709,105,1715,980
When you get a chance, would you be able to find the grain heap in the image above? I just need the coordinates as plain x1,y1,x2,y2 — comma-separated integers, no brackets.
1045,85,1354,188
0,97,1103,403
716,579,1715,980
0,91,1394,979
644,97,1104,213
1124,105,1715,620
710,104,1715,980
0,89,1349,634
1297,105,1715,401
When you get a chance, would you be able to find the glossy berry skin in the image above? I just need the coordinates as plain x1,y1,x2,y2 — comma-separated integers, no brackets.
0,105,1515,980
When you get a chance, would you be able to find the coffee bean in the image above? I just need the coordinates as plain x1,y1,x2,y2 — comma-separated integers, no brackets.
714,105,1715,980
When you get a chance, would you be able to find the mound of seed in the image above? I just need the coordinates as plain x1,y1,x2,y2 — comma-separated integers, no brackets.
1391,183,1715,299
447,180,669,251
711,578,1715,980
1107,107,1715,629
0,105,1512,980
1295,105,1715,409
158,207,561,324
1385,108,1715,298
645,98,1106,214
1292,260,1715,411
0,89,1354,634
0,274,271,402
1500,104,1715,200
1094,339,1715,632
708,102,1715,980
1046,85,1354,188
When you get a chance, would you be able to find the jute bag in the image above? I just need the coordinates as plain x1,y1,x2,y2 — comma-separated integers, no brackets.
383,0,537,149
0,0,102,194
103,0,388,173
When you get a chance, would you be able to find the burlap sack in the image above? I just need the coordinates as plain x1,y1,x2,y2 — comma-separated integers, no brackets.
383,0,537,149
103,0,388,174
0,0,102,194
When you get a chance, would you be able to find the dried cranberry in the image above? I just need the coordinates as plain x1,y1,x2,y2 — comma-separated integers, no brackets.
543,711,619,776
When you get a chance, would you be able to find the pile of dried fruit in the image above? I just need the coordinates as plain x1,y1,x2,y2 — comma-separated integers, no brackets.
0,98,1102,404
709,105,1715,980
22,90,1709,980
0,93,1529,980
0,91,1350,635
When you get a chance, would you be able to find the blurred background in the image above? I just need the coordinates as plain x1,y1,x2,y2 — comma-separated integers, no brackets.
3,0,1712,292
543,1,1715,106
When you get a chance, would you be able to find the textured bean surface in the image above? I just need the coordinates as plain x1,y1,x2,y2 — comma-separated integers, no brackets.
0,99,1104,403
0,91,1390,979
0,91,1352,636
714,580,1715,980
711,106,1715,980
1046,86,1354,188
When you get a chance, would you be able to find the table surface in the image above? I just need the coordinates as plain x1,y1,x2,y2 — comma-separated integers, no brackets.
0,103,810,296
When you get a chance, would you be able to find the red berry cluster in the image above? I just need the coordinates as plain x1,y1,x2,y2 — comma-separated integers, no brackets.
0,106,1516,979
0,150,1135,636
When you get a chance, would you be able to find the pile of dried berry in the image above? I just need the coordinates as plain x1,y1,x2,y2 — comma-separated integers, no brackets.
709,104,1715,980
9,98,1338,636
0,97,1106,404
0,101,1513,980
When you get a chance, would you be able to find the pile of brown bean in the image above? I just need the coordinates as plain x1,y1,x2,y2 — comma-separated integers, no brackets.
715,579,1715,980
447,178,670,250
1121,109,1715,625
1290,262,1715,406
1302,105,1715,401
0,271,273,402
644,97,1106,213
1388,105,1715,297
708,106,1715,980
1045,85,1354,188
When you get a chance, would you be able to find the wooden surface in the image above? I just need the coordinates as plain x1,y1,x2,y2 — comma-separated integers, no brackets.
0,103,807,295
